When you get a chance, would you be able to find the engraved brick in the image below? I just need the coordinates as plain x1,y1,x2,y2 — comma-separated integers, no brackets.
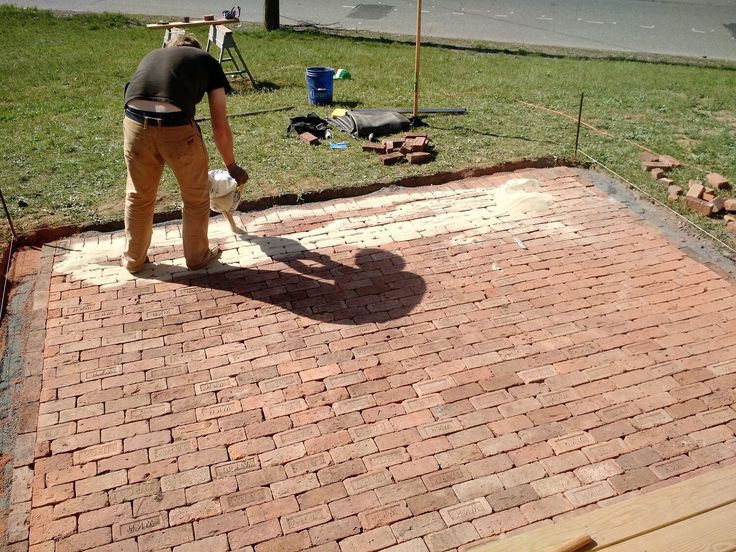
650,455,698,479
697,407,736,427
259,374,301,393
564,481,615,507
125,403,171,423
113,512,168,540
149,439,198,462
358,501,412,530
548,431,596,454
365,448,411,471
333,395,377,415
418,419,463,439
72,440,123,465
196,401,242,420
82,365,124,382
161,467,211,492
344,469,394,495
582,438,629,463
422,466,472,491
221,487,272,512
402,394,444,414
349,420,394,442
37,422,76,442
440,497,492,526
538,388,579,407
212,457,260,479
281,504,332,533
194,377,236,394
110,480,161,505
285,452,332,477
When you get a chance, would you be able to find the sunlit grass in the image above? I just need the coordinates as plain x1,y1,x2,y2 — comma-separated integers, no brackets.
0,6,734,246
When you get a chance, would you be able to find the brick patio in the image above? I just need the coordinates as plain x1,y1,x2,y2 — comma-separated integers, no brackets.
4,166,736,552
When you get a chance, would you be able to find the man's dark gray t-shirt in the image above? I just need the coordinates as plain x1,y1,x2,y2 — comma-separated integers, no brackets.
124,46,231,119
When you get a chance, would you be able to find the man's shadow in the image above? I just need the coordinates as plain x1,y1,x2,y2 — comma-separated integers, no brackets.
155,233,427,325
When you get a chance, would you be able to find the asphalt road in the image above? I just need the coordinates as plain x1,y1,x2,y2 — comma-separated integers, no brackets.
3,0,736,60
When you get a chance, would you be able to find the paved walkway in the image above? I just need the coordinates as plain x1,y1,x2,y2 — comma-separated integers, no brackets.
3,167,736,552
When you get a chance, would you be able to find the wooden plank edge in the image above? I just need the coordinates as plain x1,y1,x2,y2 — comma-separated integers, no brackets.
602,501,736,552
469,464,736,552
146,18,239,29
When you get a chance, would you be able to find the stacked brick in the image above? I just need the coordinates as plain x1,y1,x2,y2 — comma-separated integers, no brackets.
362,133,433,165
639,152,735,233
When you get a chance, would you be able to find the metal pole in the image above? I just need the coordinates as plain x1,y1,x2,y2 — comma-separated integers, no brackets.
412,0,422,121
0,235,14,320
574,92,584,158
0,187,18,239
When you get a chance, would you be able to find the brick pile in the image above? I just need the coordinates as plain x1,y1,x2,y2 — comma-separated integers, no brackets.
362,134,433,165
639,152,735,233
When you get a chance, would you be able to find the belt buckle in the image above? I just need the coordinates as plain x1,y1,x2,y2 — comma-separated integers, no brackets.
144,115,163,128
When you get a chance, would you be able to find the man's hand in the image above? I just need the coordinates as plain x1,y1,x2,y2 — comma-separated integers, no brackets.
227,162,249,187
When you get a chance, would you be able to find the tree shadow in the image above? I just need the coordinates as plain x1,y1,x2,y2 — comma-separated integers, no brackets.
148,234,427,325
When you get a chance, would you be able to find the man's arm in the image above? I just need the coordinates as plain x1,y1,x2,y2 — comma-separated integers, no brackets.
207,87,248,184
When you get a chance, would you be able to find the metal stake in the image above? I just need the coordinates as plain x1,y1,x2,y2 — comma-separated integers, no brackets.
574,92,584,158
0,186,18,239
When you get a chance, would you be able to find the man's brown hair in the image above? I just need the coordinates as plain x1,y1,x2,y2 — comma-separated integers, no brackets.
169,34,202,49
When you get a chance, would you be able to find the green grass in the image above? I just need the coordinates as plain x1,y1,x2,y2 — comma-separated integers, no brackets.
1,6,735,249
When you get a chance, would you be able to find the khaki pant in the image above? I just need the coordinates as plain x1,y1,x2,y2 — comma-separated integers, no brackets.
122,117,212,272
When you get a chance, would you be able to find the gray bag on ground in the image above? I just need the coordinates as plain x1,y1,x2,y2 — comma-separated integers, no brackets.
330,110,411,138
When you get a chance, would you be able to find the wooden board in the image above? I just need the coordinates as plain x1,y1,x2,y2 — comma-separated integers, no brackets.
470,464,736,552
146,18,238,29
605,502,736,552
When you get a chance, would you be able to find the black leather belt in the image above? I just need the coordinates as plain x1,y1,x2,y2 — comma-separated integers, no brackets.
124,107,192,127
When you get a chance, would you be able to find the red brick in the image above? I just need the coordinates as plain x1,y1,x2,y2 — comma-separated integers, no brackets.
79,503,131,532
520,493,574,522
228,519,283,549
138,524,194,551
609,467,658,493
650,455,698,479
358,502,412,530
193,511,248,539
564,481,615,507
575,459,623,484
530,472,580,498
406,489,459,516
472,507,527,538
174,534,229,552
424,522,479,552
281,504,332,534
340,526,397,551
309,516,362,546
75,470,127,496
487,484,538,512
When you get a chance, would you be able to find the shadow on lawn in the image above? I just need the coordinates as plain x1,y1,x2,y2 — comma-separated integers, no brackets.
152,236,427,325
427,121,559,144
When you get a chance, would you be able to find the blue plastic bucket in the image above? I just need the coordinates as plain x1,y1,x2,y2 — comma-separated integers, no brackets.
305,66,334,105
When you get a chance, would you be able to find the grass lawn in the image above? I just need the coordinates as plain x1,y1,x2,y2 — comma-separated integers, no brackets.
0,6,735,250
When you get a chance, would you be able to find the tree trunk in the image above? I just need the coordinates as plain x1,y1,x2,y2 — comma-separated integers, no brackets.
264,0,280,30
